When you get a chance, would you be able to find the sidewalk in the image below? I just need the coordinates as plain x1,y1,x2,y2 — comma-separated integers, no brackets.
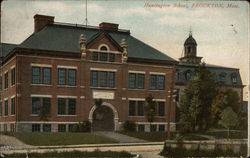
94,131,147,143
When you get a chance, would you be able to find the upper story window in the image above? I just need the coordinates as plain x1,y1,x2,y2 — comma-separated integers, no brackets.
185,70,192,80
4,99,8,116
11,68,15,86
58,68,76,86
32,67,51,85
150,75,165,90
231,73,238,84
4,72,8,89
128,73,145,89
219,72,226,84
11,97,15,115
91,44,115,62
91,70,115,88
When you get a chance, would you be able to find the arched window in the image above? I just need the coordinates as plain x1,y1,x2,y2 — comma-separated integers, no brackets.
100,46,108,51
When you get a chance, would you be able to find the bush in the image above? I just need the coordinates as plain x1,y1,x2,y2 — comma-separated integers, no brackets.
72,121,91,132
123,121,136,132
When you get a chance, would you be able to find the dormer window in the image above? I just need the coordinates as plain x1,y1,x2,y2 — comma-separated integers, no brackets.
185,70,192,80
219,72,226,84
92,44,115,62
231,73,237,84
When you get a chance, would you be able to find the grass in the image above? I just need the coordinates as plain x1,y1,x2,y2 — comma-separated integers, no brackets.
160,143,247,157
205,130,247,139
4,150,135,158
119,131,209,142
12,132,117,146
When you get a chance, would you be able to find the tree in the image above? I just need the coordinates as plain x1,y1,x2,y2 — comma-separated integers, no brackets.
218,107,238,138
179,63,217,132
145,94,156,123
211,88,242,127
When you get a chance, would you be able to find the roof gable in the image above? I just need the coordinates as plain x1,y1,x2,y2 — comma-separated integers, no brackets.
19,24,177,63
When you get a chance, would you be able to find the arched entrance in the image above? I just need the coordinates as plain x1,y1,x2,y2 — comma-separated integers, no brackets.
88,102,119,131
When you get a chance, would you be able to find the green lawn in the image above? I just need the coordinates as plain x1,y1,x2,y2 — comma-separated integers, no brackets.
205,130,247,139
4,150,135,158
119,131,208,142
13,133,117,146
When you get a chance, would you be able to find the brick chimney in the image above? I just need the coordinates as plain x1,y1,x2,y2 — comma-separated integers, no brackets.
99,22,119,31
34,14,54,33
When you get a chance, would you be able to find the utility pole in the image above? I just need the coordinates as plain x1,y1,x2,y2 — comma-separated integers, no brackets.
167,66,176,140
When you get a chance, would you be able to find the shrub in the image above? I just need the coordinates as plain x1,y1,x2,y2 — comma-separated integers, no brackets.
72,121,91,132
123,121,136,132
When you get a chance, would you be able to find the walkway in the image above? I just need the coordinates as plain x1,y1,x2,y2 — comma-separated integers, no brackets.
0,134,33,150
94,131,147,143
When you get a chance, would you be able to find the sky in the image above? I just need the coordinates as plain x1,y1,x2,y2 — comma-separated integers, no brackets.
1,0,249,100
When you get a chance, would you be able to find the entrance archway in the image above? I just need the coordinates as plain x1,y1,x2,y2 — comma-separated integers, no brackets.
88,102,119,131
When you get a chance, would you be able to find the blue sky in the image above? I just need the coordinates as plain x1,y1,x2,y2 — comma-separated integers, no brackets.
1,0,249,99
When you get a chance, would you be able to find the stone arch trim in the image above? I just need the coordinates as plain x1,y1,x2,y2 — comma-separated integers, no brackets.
88,102,119,131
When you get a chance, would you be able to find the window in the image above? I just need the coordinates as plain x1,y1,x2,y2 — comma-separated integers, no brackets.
32,67,40,84
32,97,51,115
185,71,191,80
58,68,66,85
4,100,8,116
100,46,108,51
99,71,107,87
100,53,108,61
4,72,8,89
0,102,2,116
68,124,75,132
58,68,77,86
150,75,165,90
32,124,40,132
128,100,145,116
32,97,41,115
11,98,15,115
91,52,115,63
158,102,165,116
68,99,76,115
109,54,115,62
128,73,145,89
58,124,66,132
43,68,51,84
58,98,76,115
129,101,136,116
231,74,237,84
92,52,98,61
219,72,226,84
32,67,51,84
138,125,145,132
43,124,51,132
10,124,15,132
150,125,157,132
91,71,115,88
11,68,15,86
159,125,165,132
68,69,76,86
137,101,144,116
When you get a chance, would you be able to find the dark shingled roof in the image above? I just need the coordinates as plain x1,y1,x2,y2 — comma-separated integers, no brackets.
176,63,243,87
184,35,197,46
19,24,177,63
0,43,18,57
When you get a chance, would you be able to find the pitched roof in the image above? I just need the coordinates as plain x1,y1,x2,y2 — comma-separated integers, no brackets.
19,24,177,63
0,43,18,57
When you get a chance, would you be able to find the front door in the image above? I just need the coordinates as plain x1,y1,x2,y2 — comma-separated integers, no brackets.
92,106,114,131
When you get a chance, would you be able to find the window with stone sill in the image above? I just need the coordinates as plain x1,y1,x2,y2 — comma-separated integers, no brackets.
11,97,15,115
57,98,76,115
4,100,8,116
58,124,66,132
4,72,8,89
128,73,145,89
91,71,115,88
91,52,116,62
128,100,144,116
150,75,165,90
43,124,51,132
31,97,51,115
57,68,76,86
32,124,40,132
159,125,165,132
32,67,51,85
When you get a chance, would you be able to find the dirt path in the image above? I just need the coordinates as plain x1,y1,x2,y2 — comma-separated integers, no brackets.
0,134,33,150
